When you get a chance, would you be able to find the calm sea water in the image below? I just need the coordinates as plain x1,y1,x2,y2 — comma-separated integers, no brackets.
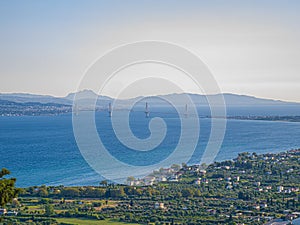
0,108,300,187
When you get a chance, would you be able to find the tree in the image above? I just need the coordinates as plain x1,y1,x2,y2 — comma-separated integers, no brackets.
0,168,19,207
194,189,201,197
181,188,194,198
44,203,54,216
100,180,108,187
108,188,126,198
38,185,48,197
171,164,181,171
125,213,133,221
126,177,135,185
61,187,80,197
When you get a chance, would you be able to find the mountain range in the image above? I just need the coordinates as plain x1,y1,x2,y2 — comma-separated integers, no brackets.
0,90,300,116
1,90,299,106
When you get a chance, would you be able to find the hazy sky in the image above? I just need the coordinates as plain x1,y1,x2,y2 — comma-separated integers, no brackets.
1,0,300,102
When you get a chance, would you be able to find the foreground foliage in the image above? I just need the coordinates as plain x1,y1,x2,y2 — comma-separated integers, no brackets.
1,149,300,224
0,168,19,207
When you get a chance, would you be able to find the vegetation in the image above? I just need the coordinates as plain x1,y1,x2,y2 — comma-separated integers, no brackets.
0,168,19,207
1,149,300,224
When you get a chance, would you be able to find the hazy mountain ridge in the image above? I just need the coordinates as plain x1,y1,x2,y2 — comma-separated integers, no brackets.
0,90,299,107
0,93,72,105
1,90,300,116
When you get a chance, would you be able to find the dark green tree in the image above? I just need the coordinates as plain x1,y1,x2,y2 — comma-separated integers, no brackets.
44,203,54,216
100,180,108,187
181,188,194,198
0,168,19,207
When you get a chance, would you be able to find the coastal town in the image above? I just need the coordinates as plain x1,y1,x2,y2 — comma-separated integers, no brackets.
1,149,300,224
0,100,72,116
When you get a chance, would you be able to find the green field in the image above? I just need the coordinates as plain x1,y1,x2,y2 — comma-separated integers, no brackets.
56,218,141,225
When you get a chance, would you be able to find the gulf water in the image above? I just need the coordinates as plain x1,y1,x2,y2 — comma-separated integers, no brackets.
0,107,300,187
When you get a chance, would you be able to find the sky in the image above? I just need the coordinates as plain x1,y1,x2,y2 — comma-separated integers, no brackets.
0,0,300,102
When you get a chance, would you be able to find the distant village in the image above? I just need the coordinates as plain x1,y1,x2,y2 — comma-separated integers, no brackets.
0,100,72,116
1,149,299,224
124,149,300,224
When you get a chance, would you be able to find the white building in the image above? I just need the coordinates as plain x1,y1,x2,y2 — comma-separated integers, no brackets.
277,186,284,193
154,202,165,209
194,178,201,185
0,208,7,215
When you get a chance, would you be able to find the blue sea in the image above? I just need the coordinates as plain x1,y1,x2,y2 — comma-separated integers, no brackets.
0,107,300,187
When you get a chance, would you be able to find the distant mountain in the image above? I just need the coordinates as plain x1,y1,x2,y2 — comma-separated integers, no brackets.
65,90,113,108
126,93,300,107
0,90,113,107
0,90,299,108
0,93,71,105
65,89,108,101
220,93,296,106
